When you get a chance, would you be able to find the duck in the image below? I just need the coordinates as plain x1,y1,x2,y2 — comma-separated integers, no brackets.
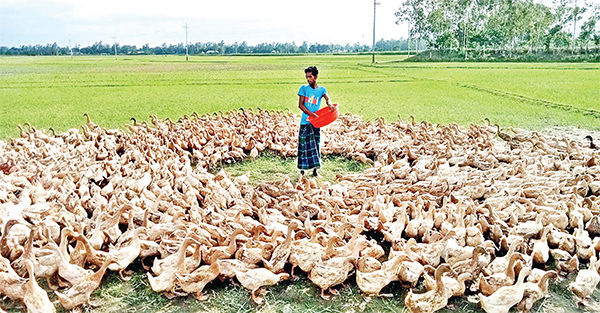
262,221,298,273
484,238,523,275
356,254,409,297
442,237,474,266
465,215,484,247
547,227,576,255
216,258,259,283
423,265,471,297
74,233,111,269
107,227,147,280
450,245,488,279
569,254,600,304
175,255,220,300
289,226,327,277
10,226,36,277
479,253,525,296
531,226,550,264
0,263,26,301
517,270,557,312
479,268,531,313
31,243,58,290
586,215,600,237
0,220,20,259
356,256,382,273
57,227,78,264
574,219,595,261
509,214,543,239
87,212,108,250
151,235,205,275
584,135,597,149
21,260,56,313
235,226,280,266
147,237,203,293
202,228,248,264
404,264,454,313
308,256,356,300
54,256,116,310
46,240,93,286
234,239,267,266
233,267,290,304
397,255,425,287
394,240,425,286
309,241,364,300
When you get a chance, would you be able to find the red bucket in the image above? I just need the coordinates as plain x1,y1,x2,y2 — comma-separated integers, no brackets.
308,104,339,128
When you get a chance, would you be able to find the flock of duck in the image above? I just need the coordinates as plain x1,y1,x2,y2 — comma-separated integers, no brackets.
1,108,600,313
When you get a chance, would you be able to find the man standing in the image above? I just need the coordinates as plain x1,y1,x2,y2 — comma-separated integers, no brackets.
297,66,334,177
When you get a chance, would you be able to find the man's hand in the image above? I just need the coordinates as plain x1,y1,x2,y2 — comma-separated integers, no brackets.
327,103,336,112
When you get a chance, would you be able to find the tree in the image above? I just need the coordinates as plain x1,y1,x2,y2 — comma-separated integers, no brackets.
299,41,309,53
577,4,599,52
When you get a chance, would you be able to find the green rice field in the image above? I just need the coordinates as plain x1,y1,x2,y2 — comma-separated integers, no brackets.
0,54,599,140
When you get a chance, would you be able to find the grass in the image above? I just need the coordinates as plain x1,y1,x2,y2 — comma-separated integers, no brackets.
1,55,600,139
55,264,410,313
211,151,369,185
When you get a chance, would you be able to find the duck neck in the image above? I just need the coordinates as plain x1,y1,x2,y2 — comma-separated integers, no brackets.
0,221,16,256
226,231,242,254
325,237,339,256
457,273,469,295
176,238,195,272
283,224,295,247
470,249,482,266
506,255,519,280
50,242,70,265
347,225,363,248
515,269,528,287
77,235,97,259
434,266,448,294
22,229,35,259
93,257,114,281
537,272,554,293
310,227,323,243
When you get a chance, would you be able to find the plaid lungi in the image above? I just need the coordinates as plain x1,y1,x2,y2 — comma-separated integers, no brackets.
297,124,321,170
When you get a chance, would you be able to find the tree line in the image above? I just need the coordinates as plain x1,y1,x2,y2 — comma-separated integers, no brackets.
395,0,600,52
0,39,428,56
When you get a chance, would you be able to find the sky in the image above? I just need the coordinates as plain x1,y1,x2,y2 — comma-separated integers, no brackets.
0,0,410,48
1,0,597,48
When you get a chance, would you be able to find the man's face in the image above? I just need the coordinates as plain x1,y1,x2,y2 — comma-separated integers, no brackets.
305,72,317,85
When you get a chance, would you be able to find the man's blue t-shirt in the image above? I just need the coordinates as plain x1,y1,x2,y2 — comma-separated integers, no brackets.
298,85,327,125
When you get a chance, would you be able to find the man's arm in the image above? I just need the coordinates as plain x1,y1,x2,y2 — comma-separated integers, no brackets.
323,93,334,111
299,95,318,118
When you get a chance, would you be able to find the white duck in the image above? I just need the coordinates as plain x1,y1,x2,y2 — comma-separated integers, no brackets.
569,254,600,304
22,260,56,313
479,268,531,313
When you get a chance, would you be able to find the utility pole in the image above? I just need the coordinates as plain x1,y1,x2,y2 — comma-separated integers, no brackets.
69,39,73,59
184,23,189,61
112,36,118,59
372,0,380,63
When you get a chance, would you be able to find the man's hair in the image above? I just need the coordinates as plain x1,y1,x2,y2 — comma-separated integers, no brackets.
304,66,318,76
